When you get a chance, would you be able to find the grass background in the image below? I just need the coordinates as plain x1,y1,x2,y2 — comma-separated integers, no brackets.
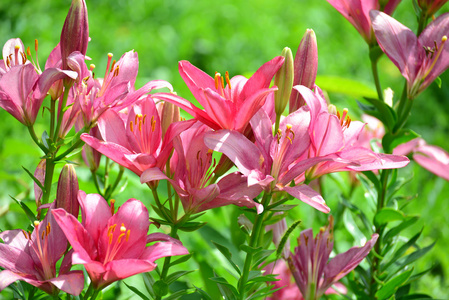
1,0,449,298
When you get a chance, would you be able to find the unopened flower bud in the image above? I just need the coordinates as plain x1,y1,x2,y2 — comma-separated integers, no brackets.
60,0,89,70
417,0,449,17
289,29,318,113
55,164,80,218
274,47,294,117
160,100,180,139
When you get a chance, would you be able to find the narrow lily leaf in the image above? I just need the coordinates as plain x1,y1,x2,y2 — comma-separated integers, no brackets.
169,253,193,267
276,219,301,258
240,245,263,255
361,171,381,191
166,270,195,285
252,249,275,269
383,216,420,241
163,289,190,300
123,282,151,300
375,269,413,300
383,129,420,153
343,209,366,242
374,208,405,227
382,230,422,270
392,242,436,273
194,285,213,300
9,196,36,223
316,75,377,98
363,97,397,131
209,276,239,300
142,272,156,298
212,241,241,275
178,221,207,232
22,166,45,191
269,204,297,211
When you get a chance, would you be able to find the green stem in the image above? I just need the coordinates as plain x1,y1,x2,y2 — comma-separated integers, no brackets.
27,125,48,153
393,83,411,134
370,54,383,102
53,85,70,141
41,158,56,205
83,283,94,300
104,166,125,200
417,11,427,36
54,138,85,161
238,192,271,299
370,168,390,298
155,225,179,300
49,99,56,140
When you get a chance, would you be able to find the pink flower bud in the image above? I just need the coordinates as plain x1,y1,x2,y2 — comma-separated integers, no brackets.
60,0,89,69
274,47,294,117
289,29,318,113
159,100,180,139
55,164,80,218
418,0,449,16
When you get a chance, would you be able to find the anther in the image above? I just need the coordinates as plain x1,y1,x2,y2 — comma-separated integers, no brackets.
27,47,31,56
35,39,38,52
113,66,120,77
110,199,116,215
225,71,231,89
110,60,117,73
214,72,221,90
130,121,134,132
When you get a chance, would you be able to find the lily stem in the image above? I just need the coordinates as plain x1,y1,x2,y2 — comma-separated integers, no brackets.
155,225,179,300
238,192,271,299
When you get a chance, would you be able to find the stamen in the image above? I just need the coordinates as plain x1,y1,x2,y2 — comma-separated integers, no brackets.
35,39,38,52
90,64,96,71
27,46,31,56
104,53,113,79
110,199,116,215
130,121,134,132
143,114,147,125
22,229,29,239
125,230,130,242
110,60,117,73
113,66,120,77
225,71,231,89
214,72,221,90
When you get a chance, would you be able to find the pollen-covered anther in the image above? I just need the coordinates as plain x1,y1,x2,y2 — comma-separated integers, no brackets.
110,199,116,215
276,129,282,143
225,71,231,89
89,64,95,71
214,72,223,90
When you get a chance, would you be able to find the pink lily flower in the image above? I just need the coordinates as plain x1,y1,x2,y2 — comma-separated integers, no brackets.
288,217,378,300
326,0,401,44
294,85,409,182
393,138,449,181
370,10,449,98
81,96,194,176
52,192,188,290
204,106,332,213
0,208,84,295
266,260,346,300
0,63,77,125
0,38,29,77
153,56,284,132
141,122,263,214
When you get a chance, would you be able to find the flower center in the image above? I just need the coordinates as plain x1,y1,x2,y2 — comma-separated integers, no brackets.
214,71,232,98
422,35,447,80
103,222,131,264
22,221,54,280
98,53,120,97
129,113,157,153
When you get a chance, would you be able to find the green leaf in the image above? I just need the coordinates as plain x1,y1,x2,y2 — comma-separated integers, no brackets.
382,230,422,270
392,242,436,274
178,221,207,232
361,171,380,191
123,282,150,300
240,244,263,255
382,129,420,153
252,249,275,269
383,216,419,242
209,276,239,300
194,286,213,300
163,289,191,300
166,270,195,285
343,209,366,242
10,196,36,223
376,269,413,300
363,97,398,131
142,272,156,298
374,208,405,227
269,204,297,211
212,241,241,275
434,76,442,88
316,75,378,98
22,166,44,191
276,219,301,258
169,253,193,267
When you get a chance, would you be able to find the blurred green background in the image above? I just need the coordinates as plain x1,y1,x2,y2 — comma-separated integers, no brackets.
1,0,449,298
